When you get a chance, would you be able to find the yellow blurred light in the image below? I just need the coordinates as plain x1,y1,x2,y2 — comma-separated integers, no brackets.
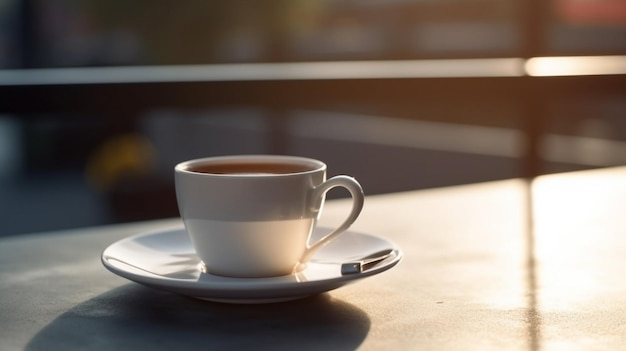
86,134,156,191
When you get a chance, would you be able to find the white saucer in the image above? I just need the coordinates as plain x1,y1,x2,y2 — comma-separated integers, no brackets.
101,226,402,303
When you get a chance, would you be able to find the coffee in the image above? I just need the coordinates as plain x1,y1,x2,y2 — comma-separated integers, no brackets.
187,162,316,175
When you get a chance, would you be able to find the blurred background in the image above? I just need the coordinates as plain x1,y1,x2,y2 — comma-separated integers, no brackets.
1,0,625,236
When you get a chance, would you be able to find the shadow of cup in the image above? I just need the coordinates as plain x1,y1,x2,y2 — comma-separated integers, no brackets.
26,284,371,350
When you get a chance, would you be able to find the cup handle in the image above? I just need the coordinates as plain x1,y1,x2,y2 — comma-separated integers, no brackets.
301,175,364,263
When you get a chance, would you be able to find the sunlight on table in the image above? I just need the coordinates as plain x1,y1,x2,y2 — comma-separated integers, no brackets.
533,169,626,311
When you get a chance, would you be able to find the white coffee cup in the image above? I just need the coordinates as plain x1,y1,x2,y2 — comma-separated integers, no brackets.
174,155,364,278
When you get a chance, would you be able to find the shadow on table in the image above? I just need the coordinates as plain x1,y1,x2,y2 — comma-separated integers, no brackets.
25,284,371,351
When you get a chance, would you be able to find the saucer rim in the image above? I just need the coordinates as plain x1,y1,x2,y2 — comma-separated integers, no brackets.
101,226,403,301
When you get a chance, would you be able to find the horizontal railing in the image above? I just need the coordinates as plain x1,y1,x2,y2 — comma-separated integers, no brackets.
0,56,624,178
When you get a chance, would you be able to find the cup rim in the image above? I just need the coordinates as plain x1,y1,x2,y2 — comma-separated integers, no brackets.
175,155,326,177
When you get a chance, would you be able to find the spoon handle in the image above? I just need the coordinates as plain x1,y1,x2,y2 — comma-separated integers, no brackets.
341,249,394,275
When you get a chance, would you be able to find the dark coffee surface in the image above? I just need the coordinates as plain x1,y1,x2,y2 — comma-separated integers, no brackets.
188,162,314,175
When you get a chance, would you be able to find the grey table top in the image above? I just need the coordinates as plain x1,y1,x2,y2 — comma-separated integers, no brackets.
2,167,626,350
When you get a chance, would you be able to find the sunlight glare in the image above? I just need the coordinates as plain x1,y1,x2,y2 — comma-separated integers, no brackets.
525,56,626,76
532,169,626,311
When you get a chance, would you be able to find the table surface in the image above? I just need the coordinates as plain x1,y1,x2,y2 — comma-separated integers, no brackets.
2,166,625,350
